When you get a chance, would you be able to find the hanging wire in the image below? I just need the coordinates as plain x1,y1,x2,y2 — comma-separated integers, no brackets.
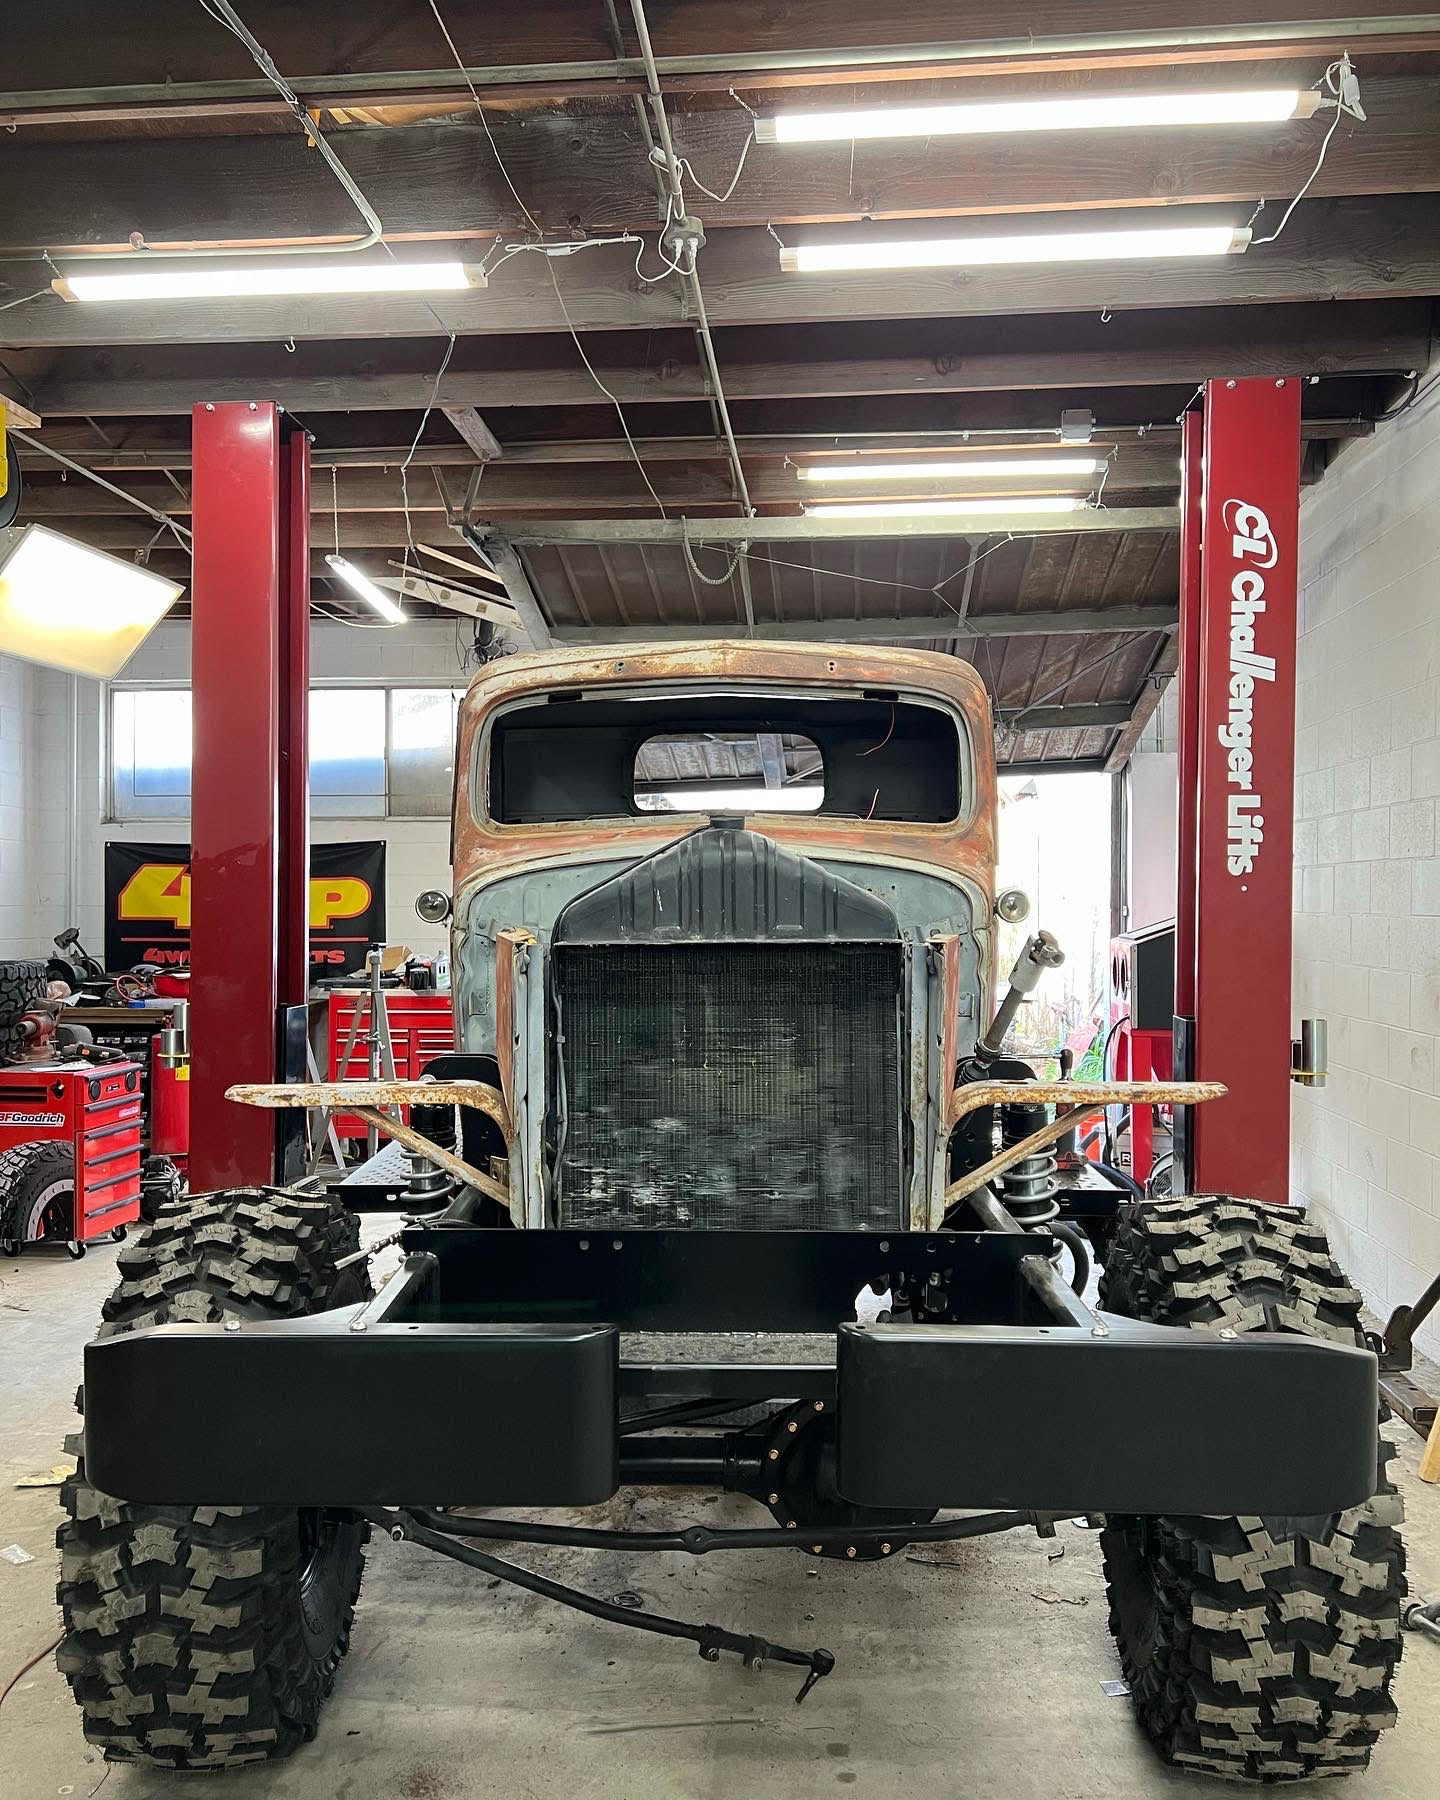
1249,56,1364,247
681,532,746,587
931,534,1019,610
677,130,754,205
422,0,670,517
316,460,403,628
545,260,670,517
424,0,543,236
1376,368,1440,420
399,332,458,577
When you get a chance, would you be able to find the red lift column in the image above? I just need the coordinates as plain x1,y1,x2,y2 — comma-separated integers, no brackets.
189,403,311,1190
1176,378,1302,1204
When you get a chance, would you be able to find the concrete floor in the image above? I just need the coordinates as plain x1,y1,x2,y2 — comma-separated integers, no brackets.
3,1238,1439,1800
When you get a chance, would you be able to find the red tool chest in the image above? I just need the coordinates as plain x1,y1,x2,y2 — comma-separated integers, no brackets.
0,1061,144,1242
326,990,455,1141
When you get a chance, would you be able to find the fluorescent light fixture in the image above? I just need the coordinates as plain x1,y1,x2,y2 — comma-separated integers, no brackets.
53,260,480,303
756,89,1322,143
0,524,182,679
799,456,1102,483
636,785,824,814
803,497,1088,519
325,554,406,624
782,224,1249,274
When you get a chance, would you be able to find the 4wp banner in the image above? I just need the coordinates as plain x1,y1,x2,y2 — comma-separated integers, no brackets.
104,841,386,977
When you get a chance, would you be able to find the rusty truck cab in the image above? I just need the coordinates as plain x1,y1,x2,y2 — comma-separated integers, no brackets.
450,641,999,1232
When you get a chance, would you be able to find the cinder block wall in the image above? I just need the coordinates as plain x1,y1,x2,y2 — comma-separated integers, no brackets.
1291,379,1440,1359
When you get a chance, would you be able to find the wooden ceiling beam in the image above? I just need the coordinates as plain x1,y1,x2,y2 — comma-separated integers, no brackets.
8,195,1440,349
11,412,1376,471
18,299,1431,415
5,4,1437,115
4,75,1438,252
19,454,1183,524
441,407,502,461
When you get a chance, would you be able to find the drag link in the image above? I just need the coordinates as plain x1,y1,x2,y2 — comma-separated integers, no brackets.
379,1511,835,1702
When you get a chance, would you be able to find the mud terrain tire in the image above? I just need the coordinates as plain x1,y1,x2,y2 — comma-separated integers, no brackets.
56,1189,371,1769
1099,1197,1404,1781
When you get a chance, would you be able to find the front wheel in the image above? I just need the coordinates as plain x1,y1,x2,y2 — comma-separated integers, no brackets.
57,1189,372,1769
1099,1198,1404,1781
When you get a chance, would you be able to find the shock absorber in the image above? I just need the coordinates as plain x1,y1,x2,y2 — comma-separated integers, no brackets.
998,1098,1059,1228
406,1098,459,1211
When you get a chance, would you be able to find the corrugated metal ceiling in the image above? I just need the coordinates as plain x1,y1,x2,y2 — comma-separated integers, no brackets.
519,529,1177,769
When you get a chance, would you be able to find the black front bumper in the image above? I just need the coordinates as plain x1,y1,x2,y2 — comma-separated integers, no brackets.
84,1229,1378,1517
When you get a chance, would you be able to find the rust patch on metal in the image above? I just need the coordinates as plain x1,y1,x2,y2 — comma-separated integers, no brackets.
451,640,998,914
942,1080,1226,1206
493,928,533,1120
946,1079,1224,1131
226,1080,514,1141
933,934,963,1096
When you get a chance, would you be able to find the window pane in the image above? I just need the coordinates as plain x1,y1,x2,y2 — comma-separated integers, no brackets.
310,689,385,818
388,688,463,817
633,730,824,813
112,689,192,819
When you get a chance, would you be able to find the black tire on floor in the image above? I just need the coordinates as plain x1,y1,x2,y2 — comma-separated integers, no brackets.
1099,1197,1405,1782
0,1140,77,1250
0,958,49,1059
56,1189,373,1770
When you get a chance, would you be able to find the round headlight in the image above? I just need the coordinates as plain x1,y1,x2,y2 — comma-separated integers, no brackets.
414,889,452,925
995,888,1031,925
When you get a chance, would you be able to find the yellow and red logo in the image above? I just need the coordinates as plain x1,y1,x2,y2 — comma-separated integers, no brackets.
119,864,373,932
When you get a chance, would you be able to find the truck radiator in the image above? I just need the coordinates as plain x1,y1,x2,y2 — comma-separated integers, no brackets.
553,943,903,1231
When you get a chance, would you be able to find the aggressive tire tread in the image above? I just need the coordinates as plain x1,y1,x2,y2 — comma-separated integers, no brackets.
0,1139,77,1249
1099,1196,1404,1783
56,1189,370,1769
0,957,48,1058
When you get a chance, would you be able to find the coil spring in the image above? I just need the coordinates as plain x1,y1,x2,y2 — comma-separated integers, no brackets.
998,1101,1059,1228
406,1102,458,1210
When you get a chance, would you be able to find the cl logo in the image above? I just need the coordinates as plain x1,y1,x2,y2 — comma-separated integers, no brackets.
1222,498,1278,569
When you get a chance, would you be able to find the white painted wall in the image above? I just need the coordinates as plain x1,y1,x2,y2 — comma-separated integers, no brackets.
1291,379,1440,1359
1120,683,1178,933
71,619,474,963
0,654,78,959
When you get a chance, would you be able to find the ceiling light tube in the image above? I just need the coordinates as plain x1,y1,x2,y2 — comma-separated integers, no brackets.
53,261,480,303
782,224,1249,274
803,497,1088,519
756,89,1322,143
325,554,406,623
0,524,183,678
799,456,1102,482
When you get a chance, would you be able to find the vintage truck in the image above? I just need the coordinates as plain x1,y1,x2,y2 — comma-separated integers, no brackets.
59,642,1402,1778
